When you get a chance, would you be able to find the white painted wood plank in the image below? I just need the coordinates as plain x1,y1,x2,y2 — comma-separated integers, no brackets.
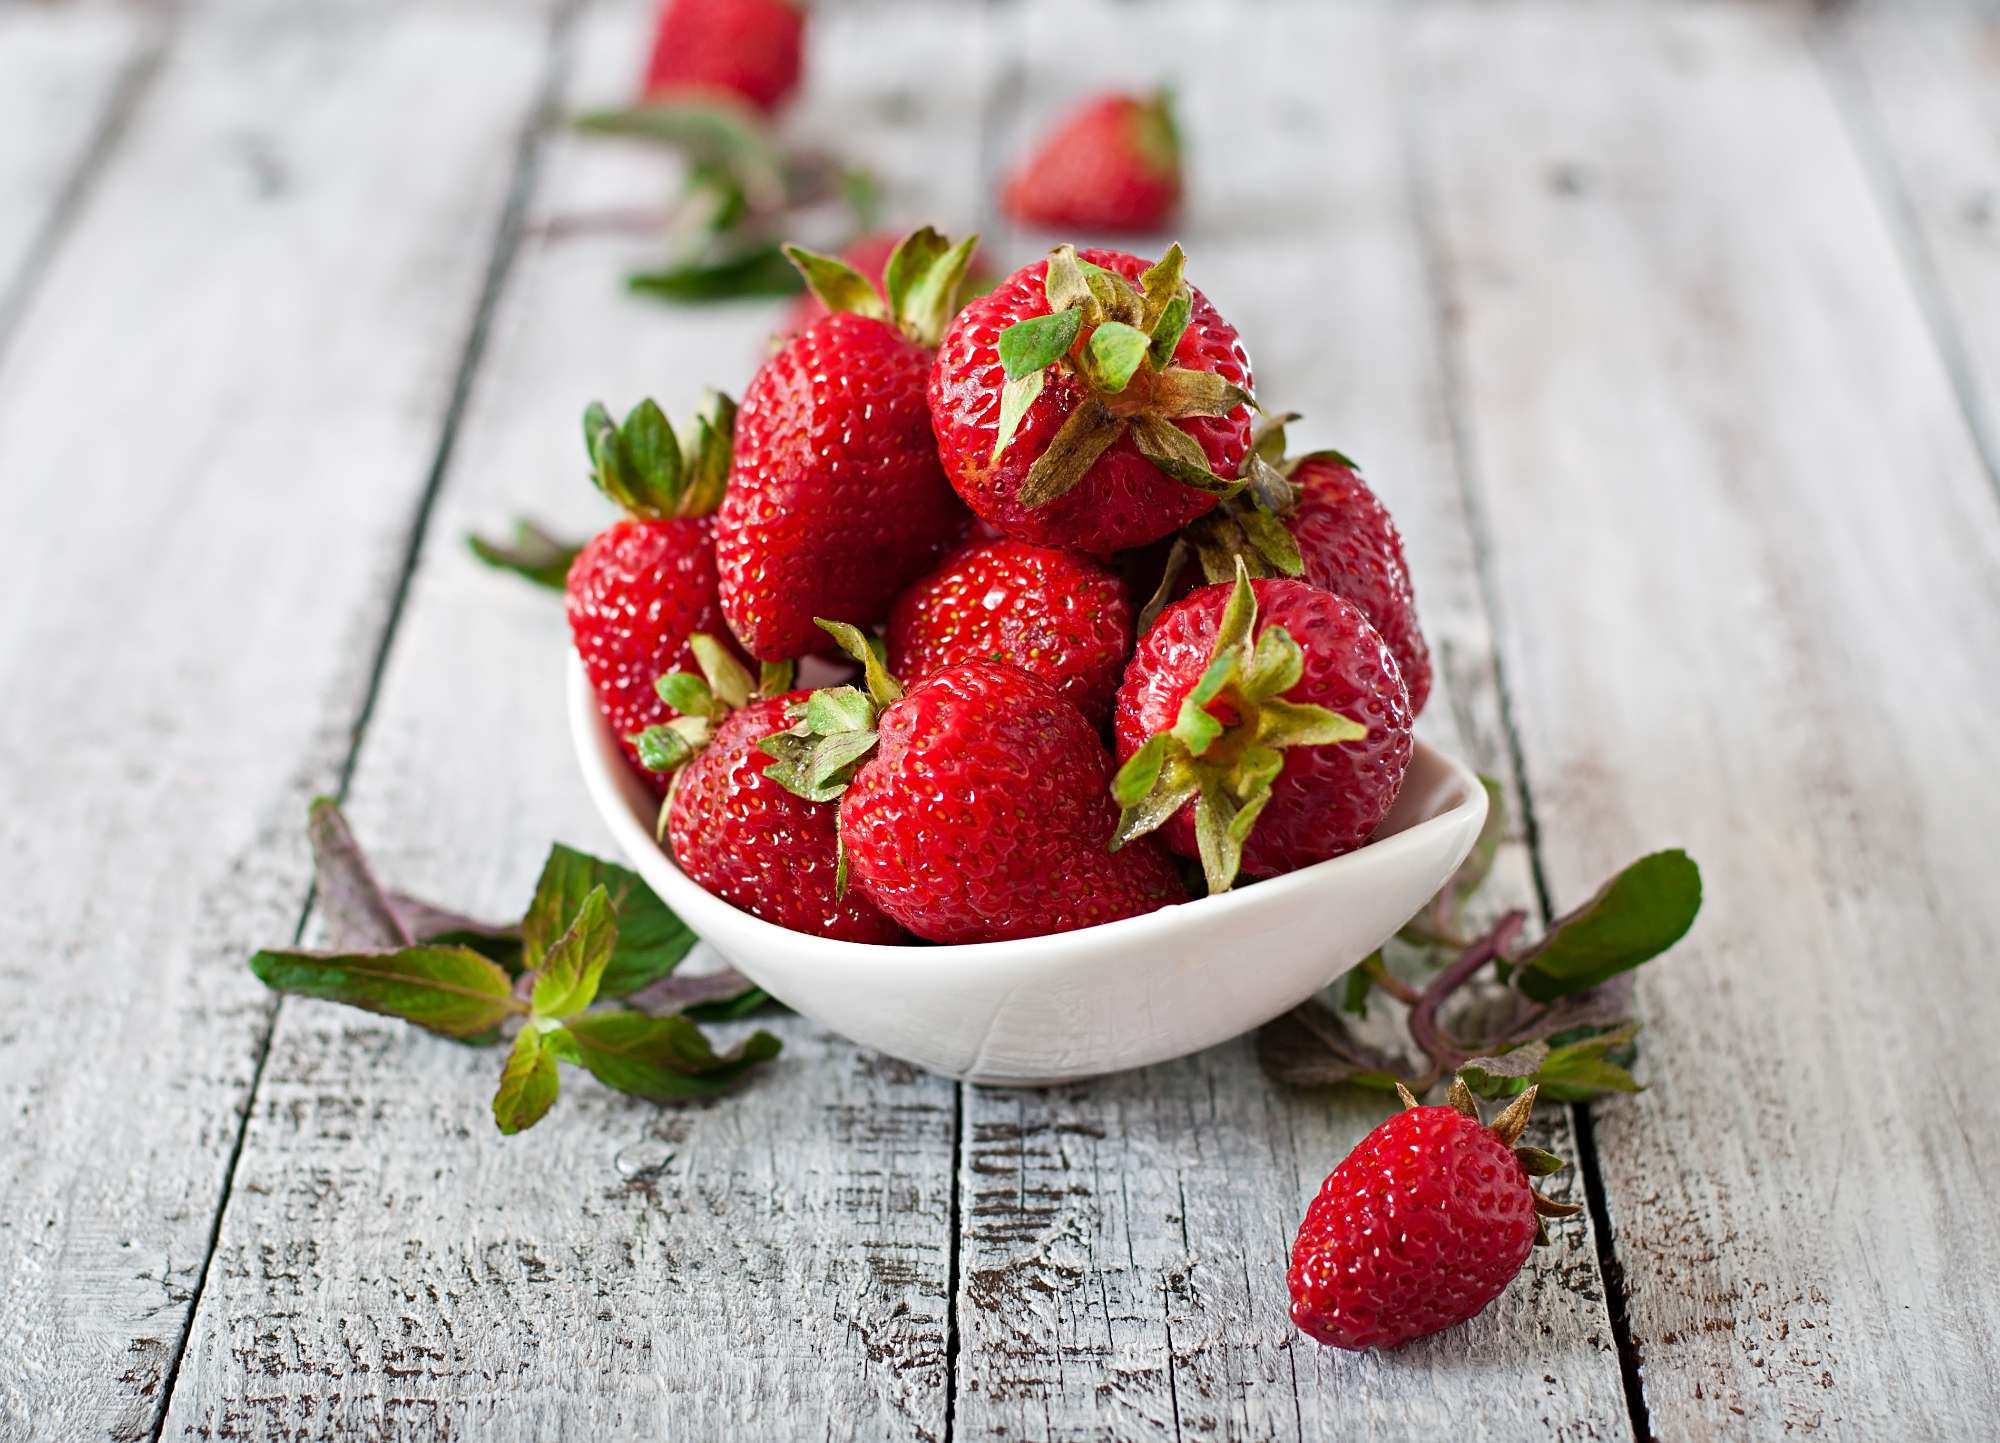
0,5,153,344
1411,3,2000,1437
159,4,1001,1438
1830,3,2000,493
954,4,1631,1439
0,3,557,1439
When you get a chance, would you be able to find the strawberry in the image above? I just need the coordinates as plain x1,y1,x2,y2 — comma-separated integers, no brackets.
566,394,743,783
761,624,1187,944
886,538,1133,725
1288,1079,1582,1351
1146,420,1433,715
1001,90,1181,233
928,244,1255,555
641,0,805,115
782,231,995,337
630,638,905,943
1112,564,1413,892
717,227,978,661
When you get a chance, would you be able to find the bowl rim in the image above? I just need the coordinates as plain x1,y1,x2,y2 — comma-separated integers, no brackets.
569,653,1488,965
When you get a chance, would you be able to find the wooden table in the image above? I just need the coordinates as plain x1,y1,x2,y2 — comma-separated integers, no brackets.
4,0,1996,1437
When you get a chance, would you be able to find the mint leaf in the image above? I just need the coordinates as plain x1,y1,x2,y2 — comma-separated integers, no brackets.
1257,1000,1407,1092
1535,1024,1642,1101
1459,1042,1550,1098
307,797,412,950
467,519,581,591
627,246,804,303
384,893,523,975
682,987,774,1023
1514,849,1701,1002
248,946,520,1040
523,844,696,997
492,1025,563,1134
561,1012,781,1099
530,886,617,1020
998,308,1082,379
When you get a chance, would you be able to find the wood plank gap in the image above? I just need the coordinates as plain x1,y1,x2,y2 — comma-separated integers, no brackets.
145,5,582,1434
1393,8,1648,1441
0,23,167,374
1810,17,2000,514
943,1081,965,1443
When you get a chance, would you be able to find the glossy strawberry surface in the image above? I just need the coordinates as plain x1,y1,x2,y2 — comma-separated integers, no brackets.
1001,93,1180,233
1116,578,1413,877
928,248,1253,555
718,311,969,660
1288,457,1433,716
641,0,804,113
1288,1105,1538,1351
567,517,736,782
667,694,905,943
886,539,1134,725
840,660,1187,943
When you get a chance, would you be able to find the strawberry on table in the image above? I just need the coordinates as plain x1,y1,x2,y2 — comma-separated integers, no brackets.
1002,90,1181,234
886,538,1133,726
1288,1079,1581,1351
1149,419,1434,715
1112,562,1414,892
717,227,978,661
566,394,745,784
761,624,1188,944
641,0,805,115
630,637,905,944
928,243,1255,555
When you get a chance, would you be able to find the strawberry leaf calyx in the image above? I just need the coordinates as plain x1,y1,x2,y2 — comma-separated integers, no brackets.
630,634,773,790
758,619,903,814
785,226,979,347
583,391,734,520
1110,561,1365,894
992,243,1253,507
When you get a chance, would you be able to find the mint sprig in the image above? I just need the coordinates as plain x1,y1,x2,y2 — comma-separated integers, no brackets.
249,800,780,1135
1258,778,1702,1102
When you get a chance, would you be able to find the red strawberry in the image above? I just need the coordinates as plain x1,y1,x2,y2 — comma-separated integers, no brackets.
1288,1080,1581,1351
1148,424,1433,715
718,228,978,661
1112,565,1413,892
782,231,995,336
761,625,1187,943
630,639,904,943
886,538,1133,725
928,243,1255,555
1002,90,1181,233
641,0,804,114
567,395,743,783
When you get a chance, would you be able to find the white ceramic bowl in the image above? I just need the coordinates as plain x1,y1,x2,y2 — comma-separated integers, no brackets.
569,657,1488,1086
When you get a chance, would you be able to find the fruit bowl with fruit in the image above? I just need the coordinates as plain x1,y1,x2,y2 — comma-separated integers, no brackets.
530,228,1481,1083
569,650,1487,1084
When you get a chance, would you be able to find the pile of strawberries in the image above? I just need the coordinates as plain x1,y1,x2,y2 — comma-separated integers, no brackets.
567,228,1432,947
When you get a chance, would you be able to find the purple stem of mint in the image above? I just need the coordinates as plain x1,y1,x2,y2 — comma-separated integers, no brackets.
1407,909,1526,1073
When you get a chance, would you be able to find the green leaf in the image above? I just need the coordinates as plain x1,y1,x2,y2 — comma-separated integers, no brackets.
1243,625,1305,699
1192,774,1245,893
689,634,752,709
991,369,1045,461
1136,243,1185,330
1235,509,1304,578
781,244,887,321
1458,1042,1550,1097
492,1024,563,1134
530,885,617,1020
804,685,876,735
1042,244,1093,316
631,717,710,774
1128,413,1242,497
812,620,904,706
1514,850,1702,1002
998,308,1082,380
619,398,682,509
758,659,796,697
657,670,715,720
560,1012,782,1099
467,520,581,592
1084,321,1151,393
522,844,697,999
383,894,524,976
574,100,787,212
883,226,979,345
1536,1025,1643,1101
806,729,880,790
1170,653,1237,755
1109,735,1199,849
627,246,804,303
248,945,520,1040
1255,698,1367,749
1146,292,1191,369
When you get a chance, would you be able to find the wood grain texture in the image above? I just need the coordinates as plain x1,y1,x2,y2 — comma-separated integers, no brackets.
0,4,154,350
1410,3,2000,1437
158,3,999,1437
0,3,558,1439
1828,2,2000,495
951,4,1630,1439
